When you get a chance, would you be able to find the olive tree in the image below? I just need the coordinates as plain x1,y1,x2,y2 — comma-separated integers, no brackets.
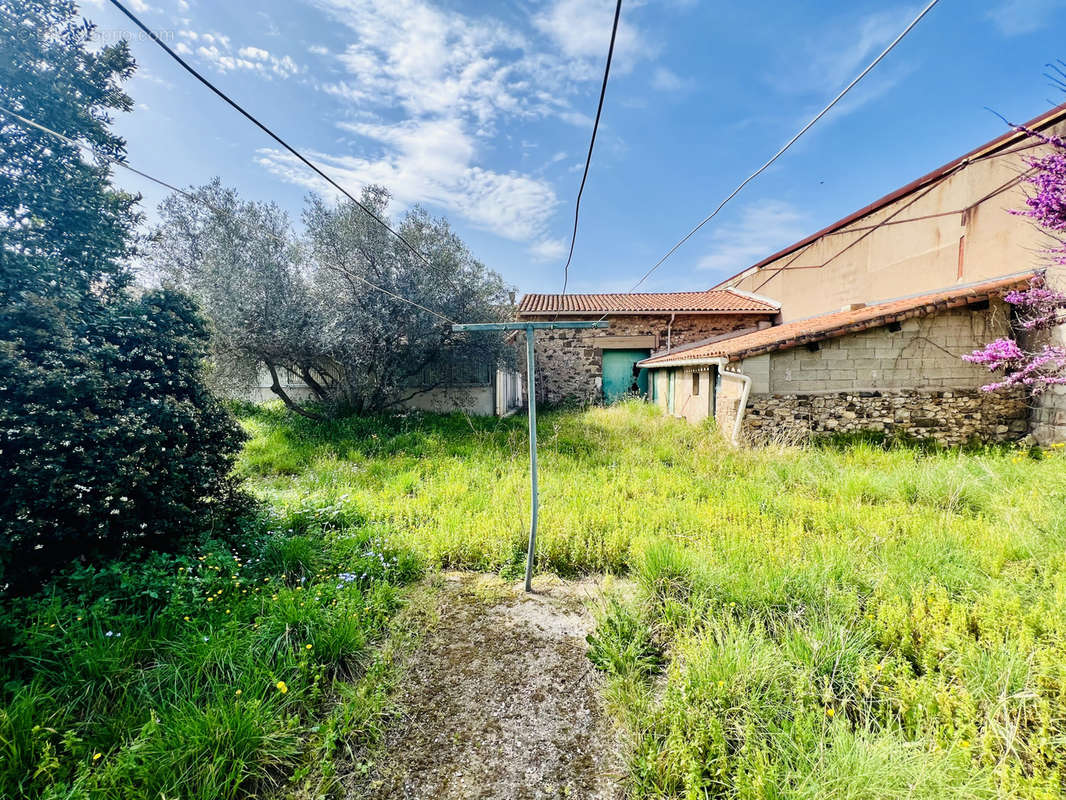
149,183,514,416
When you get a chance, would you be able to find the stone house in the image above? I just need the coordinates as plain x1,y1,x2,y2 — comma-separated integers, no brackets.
639,273,1033,445
515,290,780,404
714,101,1066,443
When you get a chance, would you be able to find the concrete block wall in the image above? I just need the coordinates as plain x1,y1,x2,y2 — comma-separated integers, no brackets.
765,304,1009,394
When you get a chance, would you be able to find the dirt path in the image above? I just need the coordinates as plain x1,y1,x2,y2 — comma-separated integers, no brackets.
346,572,625,799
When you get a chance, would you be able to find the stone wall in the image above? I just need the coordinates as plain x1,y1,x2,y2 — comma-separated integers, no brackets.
649,303,1034,445
1032,264,1066,444
742,389,1029,445
524,313,769,405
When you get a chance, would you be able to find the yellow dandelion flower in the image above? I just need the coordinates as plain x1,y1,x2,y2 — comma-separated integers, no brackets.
305,644,313,650
276,681,288,694
183,616,190,621
225,609,231,614
825,707,835,718
93,753,102,761
235,689,242,697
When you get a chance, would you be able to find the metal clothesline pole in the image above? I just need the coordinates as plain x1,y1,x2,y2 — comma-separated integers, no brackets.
452,320,608,592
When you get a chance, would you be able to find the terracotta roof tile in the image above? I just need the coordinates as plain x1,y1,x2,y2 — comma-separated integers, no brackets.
516,288,779,315
640,272,1037,366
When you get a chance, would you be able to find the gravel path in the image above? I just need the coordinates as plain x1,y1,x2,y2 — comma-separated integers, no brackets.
346,572,625,799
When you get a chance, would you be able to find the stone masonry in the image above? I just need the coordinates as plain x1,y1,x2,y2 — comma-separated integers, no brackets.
741,389,1029,445
527,313,769,405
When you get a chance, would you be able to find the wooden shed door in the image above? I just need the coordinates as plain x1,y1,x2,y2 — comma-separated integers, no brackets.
602,349,650,403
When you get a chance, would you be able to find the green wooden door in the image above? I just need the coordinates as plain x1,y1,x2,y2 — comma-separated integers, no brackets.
602,349,650,403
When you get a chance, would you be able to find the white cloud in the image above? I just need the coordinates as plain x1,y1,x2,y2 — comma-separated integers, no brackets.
532,0,651,74
274,0,648,247
986,0,1063,36
696,201,810,276
237,46,270,61
776,6,920,122
311,0,530,124
256,117,559,243
176,30,300,78
651,66,683,92
529,238,568,261
803,7,919,90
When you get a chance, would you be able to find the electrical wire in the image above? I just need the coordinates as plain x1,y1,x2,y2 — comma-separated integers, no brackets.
559,0,622,296
105,0,438,272
0,103,458,325
595,0,942,323
749,144,1042,293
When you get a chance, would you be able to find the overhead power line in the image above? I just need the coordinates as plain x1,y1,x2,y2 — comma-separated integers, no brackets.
601,0,942,320
0,103,458,325
559,0,623,296
105,0,437,271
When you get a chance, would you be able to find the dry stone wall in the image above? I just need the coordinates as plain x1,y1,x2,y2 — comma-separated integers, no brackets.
742,388,1029,445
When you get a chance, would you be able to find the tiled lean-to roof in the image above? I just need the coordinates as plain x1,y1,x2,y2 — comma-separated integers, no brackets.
640,272,1037,367
516,288,779,315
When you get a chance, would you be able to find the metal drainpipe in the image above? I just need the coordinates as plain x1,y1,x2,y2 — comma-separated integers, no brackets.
666,313,676,351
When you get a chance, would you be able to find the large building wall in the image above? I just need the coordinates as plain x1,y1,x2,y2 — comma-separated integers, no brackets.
525,313,769,405
721,119,1066,323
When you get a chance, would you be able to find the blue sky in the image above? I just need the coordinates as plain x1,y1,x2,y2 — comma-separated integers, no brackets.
81,0,1066,296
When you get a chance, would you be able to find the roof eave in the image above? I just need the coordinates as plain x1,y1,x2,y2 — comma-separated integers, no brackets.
516,308,778,317
642,273,1036,368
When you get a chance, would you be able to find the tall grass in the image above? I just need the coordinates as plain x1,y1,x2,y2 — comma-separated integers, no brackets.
0,500,422,799
239,400,1066,799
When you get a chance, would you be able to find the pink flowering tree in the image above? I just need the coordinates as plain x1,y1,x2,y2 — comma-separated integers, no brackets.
965,126,1066,394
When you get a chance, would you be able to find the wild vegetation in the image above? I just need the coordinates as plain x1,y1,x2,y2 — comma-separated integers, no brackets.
147,181,513,417
0,503,423,799
239,401,1066,799
0,0,244,590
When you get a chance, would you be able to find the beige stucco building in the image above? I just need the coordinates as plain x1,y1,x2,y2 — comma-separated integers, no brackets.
714,105,1066,324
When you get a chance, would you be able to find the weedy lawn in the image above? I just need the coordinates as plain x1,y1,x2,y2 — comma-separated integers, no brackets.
0,502,423,799
240,400,1066,800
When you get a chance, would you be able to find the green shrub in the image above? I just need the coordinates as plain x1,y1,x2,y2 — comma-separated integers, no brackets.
0,1,246,591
